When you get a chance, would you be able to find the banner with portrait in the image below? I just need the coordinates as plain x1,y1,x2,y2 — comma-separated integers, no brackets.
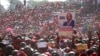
58,12,75,27
58,12,75,37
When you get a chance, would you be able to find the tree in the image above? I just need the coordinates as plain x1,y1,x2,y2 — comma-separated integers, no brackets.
27,0,48,8
8,0,22,10
0,4,5,15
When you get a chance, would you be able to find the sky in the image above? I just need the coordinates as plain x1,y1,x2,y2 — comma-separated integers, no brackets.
0,0,10,9
0,0,66,9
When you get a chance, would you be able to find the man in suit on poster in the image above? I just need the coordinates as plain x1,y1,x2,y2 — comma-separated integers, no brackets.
63,13,75,28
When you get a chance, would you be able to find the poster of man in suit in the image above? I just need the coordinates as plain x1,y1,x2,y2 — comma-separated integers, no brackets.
58,12,75,37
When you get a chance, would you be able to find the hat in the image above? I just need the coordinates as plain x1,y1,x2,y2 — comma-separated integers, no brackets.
12,50,19,56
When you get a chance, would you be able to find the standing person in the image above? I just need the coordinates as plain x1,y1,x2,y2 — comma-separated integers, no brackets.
97,31,100,56
24,0,26,6
63,13,75,28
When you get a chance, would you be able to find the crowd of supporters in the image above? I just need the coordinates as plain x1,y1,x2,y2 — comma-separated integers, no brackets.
0,2,100,56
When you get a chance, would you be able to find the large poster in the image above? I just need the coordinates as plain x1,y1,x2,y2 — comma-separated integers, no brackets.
58,12,75,37
58,12,75,27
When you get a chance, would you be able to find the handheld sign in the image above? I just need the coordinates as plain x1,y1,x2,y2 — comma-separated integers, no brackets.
76,44,88,52
58,26,73,37
37,42,47,48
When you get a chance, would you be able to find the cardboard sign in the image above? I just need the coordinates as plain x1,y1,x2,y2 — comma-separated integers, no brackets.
76,44,88,51
58,26,73,37
37,42,47,48
47,42,55,48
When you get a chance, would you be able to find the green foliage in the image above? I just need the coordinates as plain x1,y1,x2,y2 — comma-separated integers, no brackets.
0,4,5,14
28,0,48,6
8,0,22,10
8,0,20,4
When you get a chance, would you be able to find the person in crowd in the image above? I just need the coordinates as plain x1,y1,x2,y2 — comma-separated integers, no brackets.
0,1,99,56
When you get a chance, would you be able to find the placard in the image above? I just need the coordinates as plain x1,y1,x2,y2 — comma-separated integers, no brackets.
76,44,88,51
47,42,55,48
37,42,47,48
58,26,73,37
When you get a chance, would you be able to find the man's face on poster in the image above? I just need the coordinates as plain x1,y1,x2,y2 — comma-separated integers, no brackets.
66,13,72,21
